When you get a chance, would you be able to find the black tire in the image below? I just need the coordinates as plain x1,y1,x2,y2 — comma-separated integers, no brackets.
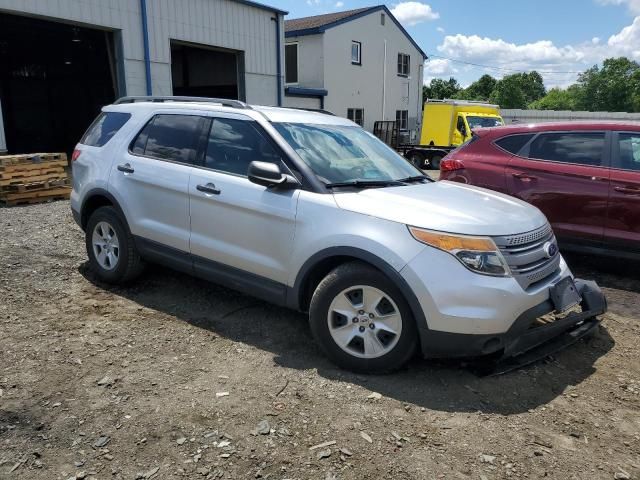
85,206,144,284
408,152,425,169
430,155,443,170
309,261,418,373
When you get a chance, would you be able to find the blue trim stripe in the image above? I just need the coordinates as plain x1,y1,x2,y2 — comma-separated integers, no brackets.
285,87,328,97
274,15,282,106
285,5,427,59
140,0,152,95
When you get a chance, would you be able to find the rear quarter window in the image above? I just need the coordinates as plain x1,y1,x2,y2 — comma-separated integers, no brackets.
495,134,535,155
81,112,131,147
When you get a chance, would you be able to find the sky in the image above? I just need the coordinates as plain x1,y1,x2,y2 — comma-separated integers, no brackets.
269,0,640,89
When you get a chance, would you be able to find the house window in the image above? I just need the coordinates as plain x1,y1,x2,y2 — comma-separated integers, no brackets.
285,43,298,84
351,41,361,65
397,53,410,76
380,13,385,25
396,110,408,130
347,108,364,126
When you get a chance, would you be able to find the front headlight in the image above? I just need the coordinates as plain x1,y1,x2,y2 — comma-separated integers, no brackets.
408,226,511,277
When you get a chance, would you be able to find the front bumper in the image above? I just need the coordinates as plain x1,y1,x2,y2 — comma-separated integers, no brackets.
419,279,606,359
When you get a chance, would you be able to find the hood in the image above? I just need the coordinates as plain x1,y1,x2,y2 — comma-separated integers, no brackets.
333,180,548,237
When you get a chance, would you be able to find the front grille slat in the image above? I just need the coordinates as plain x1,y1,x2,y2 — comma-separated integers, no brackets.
493,224,560,289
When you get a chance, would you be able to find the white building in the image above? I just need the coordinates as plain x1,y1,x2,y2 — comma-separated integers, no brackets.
284,5,426,140
0,0,286,154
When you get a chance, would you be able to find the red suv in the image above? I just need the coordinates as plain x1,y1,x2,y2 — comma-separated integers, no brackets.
440,122,640,257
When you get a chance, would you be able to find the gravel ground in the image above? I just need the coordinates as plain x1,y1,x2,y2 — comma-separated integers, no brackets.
0,200,639,480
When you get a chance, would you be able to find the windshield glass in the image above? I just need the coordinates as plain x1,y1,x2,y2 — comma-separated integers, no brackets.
273,123,420,184
466,116,504,129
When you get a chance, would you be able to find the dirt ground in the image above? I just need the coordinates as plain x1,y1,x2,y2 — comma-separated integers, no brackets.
0,200,639,480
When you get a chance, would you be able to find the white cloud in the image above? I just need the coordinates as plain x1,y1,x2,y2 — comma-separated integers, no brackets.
433,17,640,88
390,2,439,26
423,58,458,85
335,1,344,7
606,15,640,58
595,0,640,14
436,26,445,33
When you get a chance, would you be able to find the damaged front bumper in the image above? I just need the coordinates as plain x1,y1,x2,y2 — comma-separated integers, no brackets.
421,279,607,372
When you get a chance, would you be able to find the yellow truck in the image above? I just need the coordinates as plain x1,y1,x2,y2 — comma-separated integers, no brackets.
375,99,504,169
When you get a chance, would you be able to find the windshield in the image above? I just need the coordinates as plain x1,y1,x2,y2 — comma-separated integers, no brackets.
273,123,421,184
466,116,504,129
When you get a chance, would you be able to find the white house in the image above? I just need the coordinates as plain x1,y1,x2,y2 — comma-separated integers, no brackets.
284,5,427,140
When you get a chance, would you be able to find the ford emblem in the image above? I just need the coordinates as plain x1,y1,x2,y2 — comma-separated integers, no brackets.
543,242,558,258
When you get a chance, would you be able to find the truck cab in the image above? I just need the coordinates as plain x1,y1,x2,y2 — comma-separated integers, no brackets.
420,100,504,148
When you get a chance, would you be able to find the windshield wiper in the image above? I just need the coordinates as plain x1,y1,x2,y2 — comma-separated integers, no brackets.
325,179,407,189
396,175,433,183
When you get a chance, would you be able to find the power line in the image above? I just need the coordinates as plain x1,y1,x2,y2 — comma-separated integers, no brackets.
426,53,584,75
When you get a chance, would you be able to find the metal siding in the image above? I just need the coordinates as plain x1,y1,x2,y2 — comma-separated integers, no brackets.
0,0,279,103
0,98,6,152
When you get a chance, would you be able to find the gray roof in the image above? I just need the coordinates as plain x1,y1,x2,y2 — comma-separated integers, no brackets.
284,7,371,32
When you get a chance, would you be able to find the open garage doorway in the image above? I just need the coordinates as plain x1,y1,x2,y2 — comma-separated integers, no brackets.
171,41,245,101
0,13,119,155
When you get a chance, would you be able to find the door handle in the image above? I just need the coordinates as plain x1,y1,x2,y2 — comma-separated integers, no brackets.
196,183,221,195
512,172,537,181
117,163,134,174
614,186,640,195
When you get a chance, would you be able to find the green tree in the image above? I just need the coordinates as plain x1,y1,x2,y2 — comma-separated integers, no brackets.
463,74,498,101
516,71,546,104
529,88,576,110
423,77,461,101
490,75,527,109
574,57,640,112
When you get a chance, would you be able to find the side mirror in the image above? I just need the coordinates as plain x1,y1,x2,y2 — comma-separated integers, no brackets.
248,161,299,189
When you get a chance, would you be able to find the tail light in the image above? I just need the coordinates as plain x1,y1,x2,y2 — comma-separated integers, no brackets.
71,148,82,162
440,158,464,172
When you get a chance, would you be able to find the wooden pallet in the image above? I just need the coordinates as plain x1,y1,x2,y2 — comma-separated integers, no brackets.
0,192,70,207
0,172,68,187
0,177,70,193
0,186,71,202
0,153,67,166
0,159,68,173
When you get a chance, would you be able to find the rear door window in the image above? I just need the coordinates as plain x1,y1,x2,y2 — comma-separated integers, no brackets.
495,134,534,155
81,112,131,147
131,114,204,165
527,132,606,166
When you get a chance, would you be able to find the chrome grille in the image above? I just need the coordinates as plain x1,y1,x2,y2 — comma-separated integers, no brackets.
493,224,561,289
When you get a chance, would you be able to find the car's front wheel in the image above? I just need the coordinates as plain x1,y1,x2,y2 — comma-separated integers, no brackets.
85,206,144,284
309,262,418,373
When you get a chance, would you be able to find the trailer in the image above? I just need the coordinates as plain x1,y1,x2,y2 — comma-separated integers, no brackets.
374,99,504,169
373,120,452,170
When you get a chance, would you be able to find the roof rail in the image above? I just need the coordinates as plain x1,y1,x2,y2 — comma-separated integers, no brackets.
113,96,251,109
278,106,336,116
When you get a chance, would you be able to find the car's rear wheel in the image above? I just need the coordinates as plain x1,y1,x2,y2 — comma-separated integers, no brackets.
430,155,443,170
85,206,144,283
309,262,417,373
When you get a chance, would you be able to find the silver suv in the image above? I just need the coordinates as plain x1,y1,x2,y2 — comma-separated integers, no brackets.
71,97,606,373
